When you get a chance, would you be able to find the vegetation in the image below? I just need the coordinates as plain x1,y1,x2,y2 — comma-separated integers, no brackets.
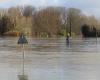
0,15,15,36
81,24,97,37
0,6,100,37
33,7,61,37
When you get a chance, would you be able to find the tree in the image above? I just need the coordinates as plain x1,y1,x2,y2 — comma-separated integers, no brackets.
60,7,69,36
81,24,90,37
0,15,15,35
88,16,98,27
22,6,35,18
81,24,97,37
67,8,82,35
33,7,61,37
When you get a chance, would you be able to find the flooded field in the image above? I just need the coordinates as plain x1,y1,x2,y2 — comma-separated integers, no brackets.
0,37,100,80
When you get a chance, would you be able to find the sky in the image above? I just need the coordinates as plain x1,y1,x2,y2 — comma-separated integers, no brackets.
0,0,100,17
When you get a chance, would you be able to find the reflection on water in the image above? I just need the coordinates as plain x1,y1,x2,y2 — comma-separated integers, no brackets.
0,37,100,80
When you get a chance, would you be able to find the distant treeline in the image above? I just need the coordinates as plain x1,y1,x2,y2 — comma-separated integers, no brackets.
0,6,100,37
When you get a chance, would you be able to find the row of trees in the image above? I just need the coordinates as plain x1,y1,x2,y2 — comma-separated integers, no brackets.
0,6,99,37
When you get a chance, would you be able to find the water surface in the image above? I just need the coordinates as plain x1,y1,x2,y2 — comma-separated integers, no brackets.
0,37,99,80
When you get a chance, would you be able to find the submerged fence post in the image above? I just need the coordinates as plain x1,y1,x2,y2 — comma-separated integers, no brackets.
18,33,28,80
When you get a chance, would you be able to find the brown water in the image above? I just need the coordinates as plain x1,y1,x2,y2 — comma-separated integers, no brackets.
0,37,99,80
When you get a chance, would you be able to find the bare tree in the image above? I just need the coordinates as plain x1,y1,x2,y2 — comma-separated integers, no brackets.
22,6,35,18
67,8,82,35
33,7,61,37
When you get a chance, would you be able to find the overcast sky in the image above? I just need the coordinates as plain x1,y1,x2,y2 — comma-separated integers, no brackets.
0,0,100,17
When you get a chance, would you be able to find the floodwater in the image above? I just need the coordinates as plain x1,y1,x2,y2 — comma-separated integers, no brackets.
0,37,100,80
